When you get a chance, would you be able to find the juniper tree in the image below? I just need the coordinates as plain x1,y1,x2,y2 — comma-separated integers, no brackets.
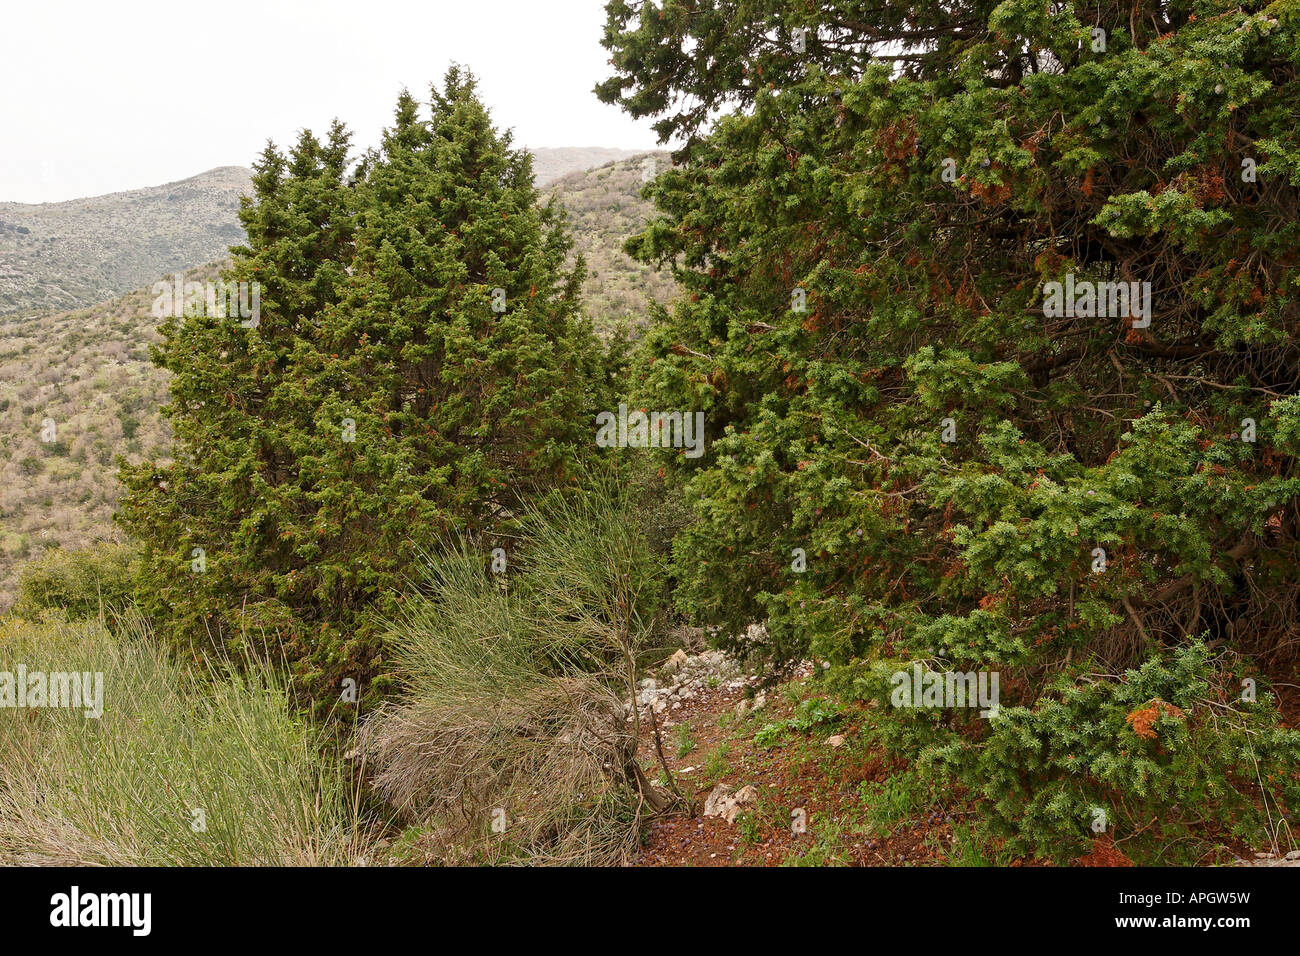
120,69,600,706
600,0,1300,859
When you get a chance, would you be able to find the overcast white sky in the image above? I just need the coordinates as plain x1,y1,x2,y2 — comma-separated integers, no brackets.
1,0,661,203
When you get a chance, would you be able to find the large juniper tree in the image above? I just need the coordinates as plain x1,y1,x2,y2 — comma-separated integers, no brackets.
120,68,600,706
600,1,1300,859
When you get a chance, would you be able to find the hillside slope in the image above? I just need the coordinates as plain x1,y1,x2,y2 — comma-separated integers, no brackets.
0,270,208,604
0,168,250,318
546,153,676,333
529,147,644,187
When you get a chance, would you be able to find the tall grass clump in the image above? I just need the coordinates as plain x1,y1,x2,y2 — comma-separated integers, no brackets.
0,612,363,866
361,471,676,865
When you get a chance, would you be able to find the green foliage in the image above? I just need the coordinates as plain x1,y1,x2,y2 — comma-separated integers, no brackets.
674,721,698,757
919,642,1300,863
943,823,993,867
118,68,602,708
859,766,942,835
751,721,786,749
753,695,843,747
12,542,141,620
602,0,1300,859
0,156,668,610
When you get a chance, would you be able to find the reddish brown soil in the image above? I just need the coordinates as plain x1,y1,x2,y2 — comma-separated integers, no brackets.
634,671,1045,867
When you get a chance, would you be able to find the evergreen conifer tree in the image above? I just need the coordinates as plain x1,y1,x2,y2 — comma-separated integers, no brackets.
599,0,1300,858
120,69,600,705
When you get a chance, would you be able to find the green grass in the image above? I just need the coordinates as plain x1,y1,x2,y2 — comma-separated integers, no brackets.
359,474,666,865
735,809,763,847
942,822,994,866
859,767,937,835
0,612,363,865
754,696,843,749
674,721,698,758
699,742,733,785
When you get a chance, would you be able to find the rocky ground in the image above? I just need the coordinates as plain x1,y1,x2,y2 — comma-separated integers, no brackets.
1241,850,1300,867
628,640,1294,868
629,641,979,866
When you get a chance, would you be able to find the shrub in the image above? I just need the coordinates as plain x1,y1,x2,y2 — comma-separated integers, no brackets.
12,542,141,620
958,643,1300,863
360,472,673,864
834,641,1300,863
600,0,1300,860
118,68,601,707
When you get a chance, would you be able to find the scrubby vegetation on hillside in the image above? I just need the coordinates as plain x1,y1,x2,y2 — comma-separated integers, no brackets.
5,0,1300,869
0,168,250,318
0,271,195,606
0,149,660,320
545,154,677,334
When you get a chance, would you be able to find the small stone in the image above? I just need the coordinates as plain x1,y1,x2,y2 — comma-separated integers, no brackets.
724,785,758,823
826,734,846,749
702,783,758,824
703,784,735,817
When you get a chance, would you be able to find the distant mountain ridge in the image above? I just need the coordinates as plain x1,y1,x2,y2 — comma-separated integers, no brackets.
0,148,647,319
0,167,250,318
542,154,675,330
528,147,643,187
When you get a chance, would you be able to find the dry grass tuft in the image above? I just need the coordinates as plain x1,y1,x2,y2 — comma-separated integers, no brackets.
361,474,673,864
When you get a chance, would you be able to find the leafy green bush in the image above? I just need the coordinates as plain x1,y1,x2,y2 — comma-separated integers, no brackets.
963,644,1300,863
858,766,945,835
12,542,141,620
754,696,843,748
836,641,1300,863
118,69,602,707
600,0,1300,860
